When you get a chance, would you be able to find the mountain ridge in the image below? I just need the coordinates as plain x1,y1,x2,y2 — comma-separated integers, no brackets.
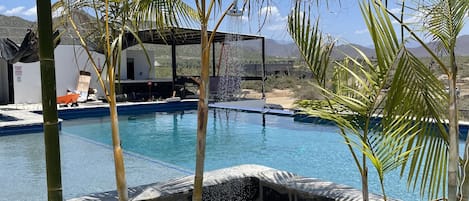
3,14,469,58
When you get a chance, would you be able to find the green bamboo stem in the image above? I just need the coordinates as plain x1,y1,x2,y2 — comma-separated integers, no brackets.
36,0,63,200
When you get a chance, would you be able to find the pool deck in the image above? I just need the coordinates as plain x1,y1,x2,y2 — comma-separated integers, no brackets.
0,99,199,136
2,99,468,137
0,99,298,136
0,107,45,136
209,99,295,116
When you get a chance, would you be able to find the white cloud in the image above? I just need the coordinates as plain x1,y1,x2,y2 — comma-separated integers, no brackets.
354,28,368,34
259,6,288,31
5,6,26,15
3,6,36,18
0,5,5,12
24,6,36,16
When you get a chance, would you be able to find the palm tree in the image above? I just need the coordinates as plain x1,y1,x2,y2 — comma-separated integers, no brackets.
382,0,469,200
416,1,469,200
289,0,449,200
55,0,195,200
190,1,271,200
36,1,63,200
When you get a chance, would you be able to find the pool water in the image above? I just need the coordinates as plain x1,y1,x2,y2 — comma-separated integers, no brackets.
63,109,432,200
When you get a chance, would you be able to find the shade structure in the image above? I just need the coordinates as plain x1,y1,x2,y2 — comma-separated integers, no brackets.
129,27,266,99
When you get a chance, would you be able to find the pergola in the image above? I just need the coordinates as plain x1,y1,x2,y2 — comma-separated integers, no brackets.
133,27,267,99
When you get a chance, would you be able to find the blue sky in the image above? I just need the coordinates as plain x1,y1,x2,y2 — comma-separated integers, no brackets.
1,0,469,47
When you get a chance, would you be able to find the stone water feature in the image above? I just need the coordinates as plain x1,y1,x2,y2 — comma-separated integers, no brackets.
68,164,394,201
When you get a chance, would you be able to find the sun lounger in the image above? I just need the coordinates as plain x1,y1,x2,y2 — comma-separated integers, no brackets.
57,93,79,107
77,71,91,102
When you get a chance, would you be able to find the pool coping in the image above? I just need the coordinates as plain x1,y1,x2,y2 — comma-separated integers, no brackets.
0,100,198,136
294,113,469,139
0,109,56,136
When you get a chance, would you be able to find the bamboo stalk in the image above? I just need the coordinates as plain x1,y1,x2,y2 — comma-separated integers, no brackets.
36,0,63,200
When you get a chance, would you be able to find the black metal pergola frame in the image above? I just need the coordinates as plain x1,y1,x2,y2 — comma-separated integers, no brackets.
135,27,267,99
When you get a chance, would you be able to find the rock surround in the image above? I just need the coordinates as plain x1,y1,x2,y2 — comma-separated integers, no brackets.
69,164,396,201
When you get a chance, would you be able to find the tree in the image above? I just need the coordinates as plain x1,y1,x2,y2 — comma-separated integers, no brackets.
289,0,449,200
416,1,468,200
55,0,195,200
36,0,63,200
381,0,469,200
190,1,271,200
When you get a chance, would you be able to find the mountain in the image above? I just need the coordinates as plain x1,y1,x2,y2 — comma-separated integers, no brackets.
0,15,35,43
262,35,469,59
3,14,469,59
407,35,469,57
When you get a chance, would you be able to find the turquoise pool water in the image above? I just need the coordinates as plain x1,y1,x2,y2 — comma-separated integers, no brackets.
0,134,189,200
62,109,435,200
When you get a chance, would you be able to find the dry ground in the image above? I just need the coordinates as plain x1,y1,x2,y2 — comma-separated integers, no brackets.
240,77,469,112
242,89,297,109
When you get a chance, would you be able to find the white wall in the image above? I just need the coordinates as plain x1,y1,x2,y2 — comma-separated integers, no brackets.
13,61,41,104
13,45,105,104
126,50,155,79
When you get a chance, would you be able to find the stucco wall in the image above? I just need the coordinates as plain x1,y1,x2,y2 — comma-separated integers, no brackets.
126,50,155,80
13,45,105,104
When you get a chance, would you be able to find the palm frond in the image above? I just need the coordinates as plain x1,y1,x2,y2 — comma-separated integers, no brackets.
292,0,450,199
383,49,448,198
420,0,469,53
131,0,198,30
287,0,334,87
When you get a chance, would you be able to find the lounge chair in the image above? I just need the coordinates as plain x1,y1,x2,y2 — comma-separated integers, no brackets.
57,93,79,107
76,71,91,102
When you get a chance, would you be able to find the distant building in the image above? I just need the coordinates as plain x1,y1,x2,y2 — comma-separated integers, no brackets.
242,60,312,78
243,60,293,76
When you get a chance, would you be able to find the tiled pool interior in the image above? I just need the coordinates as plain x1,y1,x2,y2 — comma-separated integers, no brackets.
61,109,430,200
0,133,190,200
2,100,468,200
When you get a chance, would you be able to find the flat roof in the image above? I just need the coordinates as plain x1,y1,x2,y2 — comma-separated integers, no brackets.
136,27,264,45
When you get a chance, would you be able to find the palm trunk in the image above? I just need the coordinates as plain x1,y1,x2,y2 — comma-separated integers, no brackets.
462,132,469,200
193,15,210,201
448,51,459,201
36,1,63,200
104,0,127,199
362,163,369,201
362,122,370,201
109,90,128,201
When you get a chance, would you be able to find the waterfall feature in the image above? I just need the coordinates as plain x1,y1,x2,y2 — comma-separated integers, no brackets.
216,15,243,102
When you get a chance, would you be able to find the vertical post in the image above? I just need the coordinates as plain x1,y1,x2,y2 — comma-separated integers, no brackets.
261,37,266,99
36,1,63,200
212,41,216,77
171,29,177,92
7,63,14,103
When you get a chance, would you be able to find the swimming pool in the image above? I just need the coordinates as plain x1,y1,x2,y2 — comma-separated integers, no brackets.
0,133,190,200
62,108,434,200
